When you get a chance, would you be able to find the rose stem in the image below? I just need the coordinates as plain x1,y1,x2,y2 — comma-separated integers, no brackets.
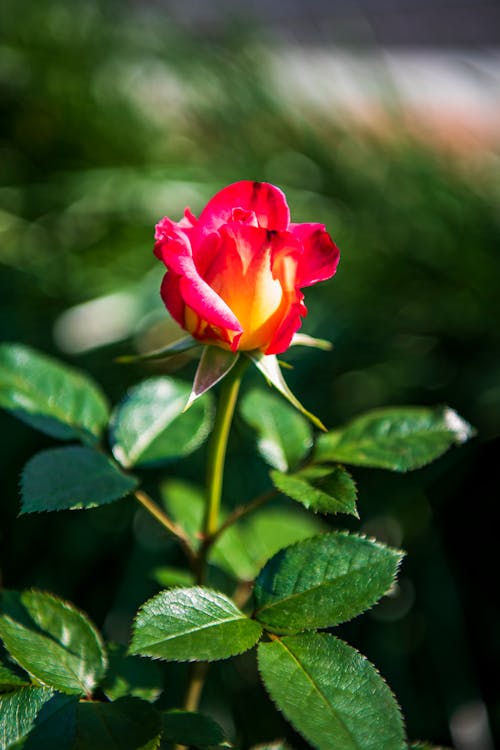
181,356,249,720
202,354,249,562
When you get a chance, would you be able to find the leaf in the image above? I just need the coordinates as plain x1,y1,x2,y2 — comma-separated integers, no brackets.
74,697,161,750
116,336,199,363
101,643,163,702
110,377,213,468
250,744,292,750
130,587,262,662
160,479,205,550
0,659,28,692
185,347,239,410
152,567,195,588
0,343,109,443
210,508,326,582
246,352,326,431
20,446,138,513
0,590,107,696
290,333,332,350
253,533,403,634
0,687,77,750
258,633,405,750
270,466,358,517
161,710,226,748
315,406,474,472
240,389,313,472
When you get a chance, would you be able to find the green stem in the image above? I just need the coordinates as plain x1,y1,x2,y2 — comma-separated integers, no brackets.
180,355,248,719
203,355,249,544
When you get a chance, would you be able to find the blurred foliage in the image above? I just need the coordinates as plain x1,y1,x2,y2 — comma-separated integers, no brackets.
1,0,499,747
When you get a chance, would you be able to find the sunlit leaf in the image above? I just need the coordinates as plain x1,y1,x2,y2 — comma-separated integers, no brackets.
0,658,28,692
240,389,312,472
0,343,109,443
110,377,213,468
247,353,326,431
130,587,262,662
185,347,239,410
20,446,138,513
253,533,403,634
0,687,77,749
0,591,106,696
315,406,474,471
258,633,405,750
270,466,358,516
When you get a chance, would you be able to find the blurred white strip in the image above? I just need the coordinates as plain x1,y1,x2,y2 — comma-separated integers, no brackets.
450,700,495,750
53,292,140,354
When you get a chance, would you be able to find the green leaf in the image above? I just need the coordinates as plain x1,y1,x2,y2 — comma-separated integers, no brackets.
152,567,195,588
74,697,161,750
0,687,77,750
110,377,213,468
116,336,199,363
161,710,226,747
185,347,239,410
210,508,326,582
246,353,325,431
258,633,405,750
250,744,292,750
101,643,163,702
20,446,138,513
130,587,262,662
0,343,109,443
240,389,313,472
315,406,473,472
0,590,107,696
253,533,403,634
160,479,205,550
0,659,28,692
270,466,358,517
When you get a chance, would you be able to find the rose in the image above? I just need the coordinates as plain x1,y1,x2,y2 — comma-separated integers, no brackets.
154,181,340,355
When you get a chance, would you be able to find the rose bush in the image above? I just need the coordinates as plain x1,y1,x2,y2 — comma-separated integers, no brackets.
154,181,340,354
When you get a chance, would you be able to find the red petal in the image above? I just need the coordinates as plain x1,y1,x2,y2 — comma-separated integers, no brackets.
197,181,290,237
290,223,340,286
265,294,306,355
156,222,242,334
160,272,185,327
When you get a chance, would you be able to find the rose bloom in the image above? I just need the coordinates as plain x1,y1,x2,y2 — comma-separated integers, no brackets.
154,181,340,355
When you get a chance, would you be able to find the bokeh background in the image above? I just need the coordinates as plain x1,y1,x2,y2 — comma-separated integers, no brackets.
1,1,499,747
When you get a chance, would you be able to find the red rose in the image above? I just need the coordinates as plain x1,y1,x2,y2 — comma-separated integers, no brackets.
154,181,340,355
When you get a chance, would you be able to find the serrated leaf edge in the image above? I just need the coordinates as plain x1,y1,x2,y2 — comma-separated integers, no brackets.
257,633,407,750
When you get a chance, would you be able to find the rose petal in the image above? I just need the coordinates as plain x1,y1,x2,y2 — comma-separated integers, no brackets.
265,294,307,355
160,272,185,327
156,225,242,335
289,222,340,286
197,181,290,237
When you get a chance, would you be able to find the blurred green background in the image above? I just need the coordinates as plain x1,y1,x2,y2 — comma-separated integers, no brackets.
1,0,499,747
